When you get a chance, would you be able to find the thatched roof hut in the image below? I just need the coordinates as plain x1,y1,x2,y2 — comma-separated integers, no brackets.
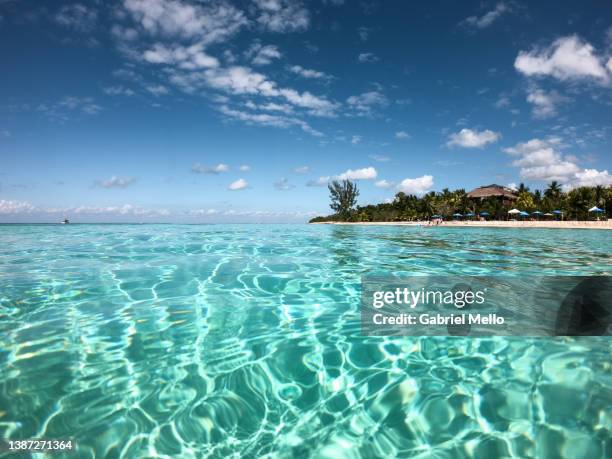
467,184,518,200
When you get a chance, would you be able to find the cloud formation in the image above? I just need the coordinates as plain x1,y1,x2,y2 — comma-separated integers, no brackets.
95,176,136,189
336,167,377,180
293,165,310,174
504,137,612,188
461,3,510,29
55,3,97,32
274,177,294,190
358,52,378,63
123,0,247,43
515,35,611,84
192,163,229,174
346,91,388,114
288,65,330,79
526,87,567,119
228,178,248,190
397,175,434,195
253,0,309,33
446,128,500,148
247,43,282,66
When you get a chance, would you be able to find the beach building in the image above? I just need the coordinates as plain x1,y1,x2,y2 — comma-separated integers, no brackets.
467,184,518,206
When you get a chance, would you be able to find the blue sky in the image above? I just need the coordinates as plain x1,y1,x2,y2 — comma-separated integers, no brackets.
1,0,611,222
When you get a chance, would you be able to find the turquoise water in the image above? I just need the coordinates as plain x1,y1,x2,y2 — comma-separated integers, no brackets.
0,224,610,458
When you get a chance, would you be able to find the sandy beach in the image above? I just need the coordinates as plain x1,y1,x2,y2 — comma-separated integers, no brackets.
312,220,612,229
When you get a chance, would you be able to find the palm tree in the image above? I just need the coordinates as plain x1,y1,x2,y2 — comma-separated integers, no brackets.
545,181,562,200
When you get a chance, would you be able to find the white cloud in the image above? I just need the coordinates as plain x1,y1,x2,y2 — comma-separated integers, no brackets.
397,175,434,195
70,204,169,216
189,208,220,216
358,26,369,42
346,91,388,114
35,96,102,121
95,176,136,189
306,176,330,187
103,86,135,96
494,95,511,109
358,52,378,63
143,43,219,69
395,130,410,139
0,200,35,214
375,179,394,189
515,35,610,84
145,84,169,96
351,135,362,144
274,177,294,190
503,138,601,185
507,182,518,191
246,43,282,66
288,65,330,79
461,3,509,29
204,66,337,116
122,0,247,43
253,0,309,33
293,165,310,174
446,128,500,148
526,87,567,119
59,96,102,115
55,3,97,32
336,167,377,180
569,169,612,189
218,105,323,136
228,178,248,190
192,163,229,174
239,164,251,171
369,154,390,162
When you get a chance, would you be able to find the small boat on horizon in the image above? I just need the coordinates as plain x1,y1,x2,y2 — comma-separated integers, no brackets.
61,218,70,224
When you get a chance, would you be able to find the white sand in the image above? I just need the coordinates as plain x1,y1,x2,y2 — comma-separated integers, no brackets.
311,220,612,230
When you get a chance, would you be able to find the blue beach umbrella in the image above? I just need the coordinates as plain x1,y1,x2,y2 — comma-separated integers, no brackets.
532,210,542,215
465,212,475,217
431,214,442,219
479,211,490,216
452,213,463,217
519,211,529,217
552,210,563,214
589,206,604,212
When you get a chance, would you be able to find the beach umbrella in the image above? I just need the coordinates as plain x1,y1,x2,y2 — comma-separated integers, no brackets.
431,214,442,219
588,206,604,212
519,211,529,217
479,211,490,216
452,213,463,217
465,212,475,217
543,212,553,216
508,208,521,214
552,210,563,214
532,211,542,215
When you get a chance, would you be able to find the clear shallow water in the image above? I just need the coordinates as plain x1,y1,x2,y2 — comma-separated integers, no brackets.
0,224,610,458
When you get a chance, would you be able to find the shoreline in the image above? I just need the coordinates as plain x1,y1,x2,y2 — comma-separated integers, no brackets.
311,220,612,230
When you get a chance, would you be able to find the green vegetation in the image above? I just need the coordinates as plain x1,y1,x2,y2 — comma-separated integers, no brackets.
327,180,359,219
310,181,611,223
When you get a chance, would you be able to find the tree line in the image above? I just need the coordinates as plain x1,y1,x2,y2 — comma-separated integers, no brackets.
310,180,611,222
